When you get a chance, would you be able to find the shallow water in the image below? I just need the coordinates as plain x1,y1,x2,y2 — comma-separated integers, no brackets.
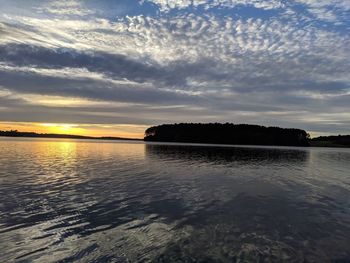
1,137,350,262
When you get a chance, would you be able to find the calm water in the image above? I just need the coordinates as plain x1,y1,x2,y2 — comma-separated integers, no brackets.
1,138,350,262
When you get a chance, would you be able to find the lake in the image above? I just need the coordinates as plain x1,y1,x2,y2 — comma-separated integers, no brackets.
1,137,350,262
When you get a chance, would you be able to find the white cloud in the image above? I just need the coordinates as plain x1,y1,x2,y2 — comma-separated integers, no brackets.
35,0,93,16
146,0,284,11
293,0,349,22
146,0,350,24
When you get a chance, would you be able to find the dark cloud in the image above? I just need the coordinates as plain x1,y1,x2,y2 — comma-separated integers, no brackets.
1,43,348,95
0,71,200,105
0,44,170,83
0,43,226,88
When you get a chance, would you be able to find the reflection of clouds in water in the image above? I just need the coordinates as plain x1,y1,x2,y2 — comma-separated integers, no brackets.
156,193,350,262
145,144,350,261
143,143,316,211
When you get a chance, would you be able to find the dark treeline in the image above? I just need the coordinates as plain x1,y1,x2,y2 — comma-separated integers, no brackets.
311,135,350,147
0,130,140,141
0,130,92,139
144,123,310,146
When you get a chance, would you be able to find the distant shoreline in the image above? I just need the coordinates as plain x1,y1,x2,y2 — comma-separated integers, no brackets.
310,136,350,148
1,134,349,148
1,129,349,148
0,131,142,141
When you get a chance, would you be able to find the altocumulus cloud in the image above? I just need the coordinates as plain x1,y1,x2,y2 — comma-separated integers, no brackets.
0,0,349,135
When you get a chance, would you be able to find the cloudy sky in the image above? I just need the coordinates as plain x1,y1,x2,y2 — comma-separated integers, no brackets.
0,0,349,138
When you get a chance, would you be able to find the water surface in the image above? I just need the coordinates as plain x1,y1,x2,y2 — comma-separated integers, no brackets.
1,137,350,262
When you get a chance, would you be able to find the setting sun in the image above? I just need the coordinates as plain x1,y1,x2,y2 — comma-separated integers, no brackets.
40,123,85,135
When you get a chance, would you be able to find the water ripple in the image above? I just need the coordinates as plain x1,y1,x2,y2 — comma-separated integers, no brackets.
1,138,350,262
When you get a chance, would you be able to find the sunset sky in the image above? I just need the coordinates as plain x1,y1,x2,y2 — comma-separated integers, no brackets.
0,0,349,138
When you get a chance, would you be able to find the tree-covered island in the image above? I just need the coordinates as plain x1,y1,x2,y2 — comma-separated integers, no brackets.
144,123,310,147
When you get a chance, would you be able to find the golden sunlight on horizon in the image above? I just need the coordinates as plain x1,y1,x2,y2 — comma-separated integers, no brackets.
40,123,84,135
0,122,147,139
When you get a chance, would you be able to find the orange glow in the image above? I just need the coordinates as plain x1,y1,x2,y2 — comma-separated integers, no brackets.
40,123,85,135
0,122,146,139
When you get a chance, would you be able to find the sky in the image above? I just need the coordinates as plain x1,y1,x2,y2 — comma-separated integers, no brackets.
0,0,349,138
